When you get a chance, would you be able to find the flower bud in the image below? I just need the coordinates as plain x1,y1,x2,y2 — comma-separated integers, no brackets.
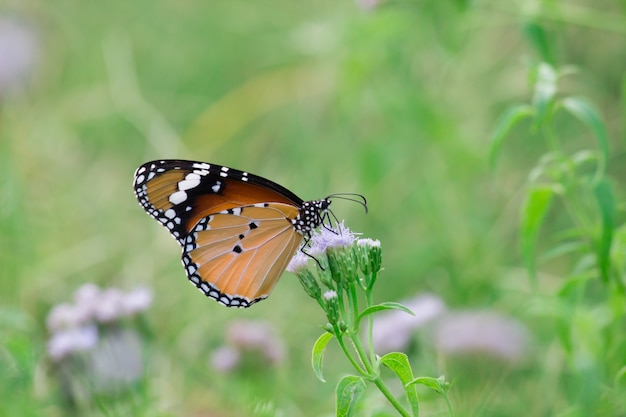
356,238,382,289
296,269,321,301
323,290,339,324
327,246,358,286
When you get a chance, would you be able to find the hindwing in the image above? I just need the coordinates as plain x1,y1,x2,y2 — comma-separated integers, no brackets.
181,203,303,307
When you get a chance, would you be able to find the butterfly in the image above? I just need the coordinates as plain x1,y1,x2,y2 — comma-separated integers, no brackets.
133,160,366,308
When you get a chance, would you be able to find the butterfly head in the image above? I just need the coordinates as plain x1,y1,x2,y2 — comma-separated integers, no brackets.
294,193,367,237
293,199,331,235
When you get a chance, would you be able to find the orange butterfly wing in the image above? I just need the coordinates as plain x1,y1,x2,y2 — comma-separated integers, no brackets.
182,203,303,307
134,160,313,308
134,160,303,244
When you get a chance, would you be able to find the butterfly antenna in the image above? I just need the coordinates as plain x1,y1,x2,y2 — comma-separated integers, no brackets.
327,193,368,214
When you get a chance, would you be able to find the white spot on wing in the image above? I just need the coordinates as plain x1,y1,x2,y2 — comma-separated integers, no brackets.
193,162,211,170
169,190,187,204
164,209,176,219
186,173,201,181
178,175,201,191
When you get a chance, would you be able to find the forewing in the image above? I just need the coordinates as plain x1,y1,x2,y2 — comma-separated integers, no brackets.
133,160,303,244
181,203,303,307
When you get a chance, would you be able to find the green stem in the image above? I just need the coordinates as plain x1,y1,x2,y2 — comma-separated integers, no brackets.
336,282,347,320
560,184,597,253
335,333,367,376
372,377,413,417
542,121,560,155
442,392,455,417
349,330,414,416
348,284,359,328
366,289,376,364
350,333,373,375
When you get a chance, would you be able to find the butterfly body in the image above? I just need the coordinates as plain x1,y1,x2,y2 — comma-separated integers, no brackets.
133,160,330,308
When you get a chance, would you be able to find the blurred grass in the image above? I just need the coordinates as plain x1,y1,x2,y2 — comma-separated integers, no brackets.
1,0,626,416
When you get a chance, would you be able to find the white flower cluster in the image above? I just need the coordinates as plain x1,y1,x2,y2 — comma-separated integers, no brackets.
356,238,381,248
310,221,358,255
287,221,359,273
46,284,152,361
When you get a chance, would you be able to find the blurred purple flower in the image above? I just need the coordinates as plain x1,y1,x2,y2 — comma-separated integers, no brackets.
47,284,153,360
47,325,98,361
356,0,381,11
92,288,126,323
227,320,285,364
120,286,153,316
46,302,92,332
210,345,241,373
373,294,446,353
74,283,101,305
207,320,286,370
0,17,38,96
433,311,530,362
72,283,101,319
87,328,144,392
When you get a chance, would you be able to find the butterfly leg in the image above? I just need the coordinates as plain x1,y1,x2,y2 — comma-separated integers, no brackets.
299,233,325,270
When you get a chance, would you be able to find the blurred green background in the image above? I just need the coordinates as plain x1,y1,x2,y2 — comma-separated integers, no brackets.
1,0,625,416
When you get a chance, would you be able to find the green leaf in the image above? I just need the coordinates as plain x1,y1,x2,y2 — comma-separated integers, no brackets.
488,104,534,169
592,179,615,283
522,21,553,64
336,375,366,417
406,375,451,395
356,302,414,328
312,332,334,382
521,185,555,284
380,352,419,417
540,240,586,263
561,97,609,179
531,62,557,128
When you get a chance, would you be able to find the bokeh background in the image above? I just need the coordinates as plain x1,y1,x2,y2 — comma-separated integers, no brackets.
1,0,625,416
